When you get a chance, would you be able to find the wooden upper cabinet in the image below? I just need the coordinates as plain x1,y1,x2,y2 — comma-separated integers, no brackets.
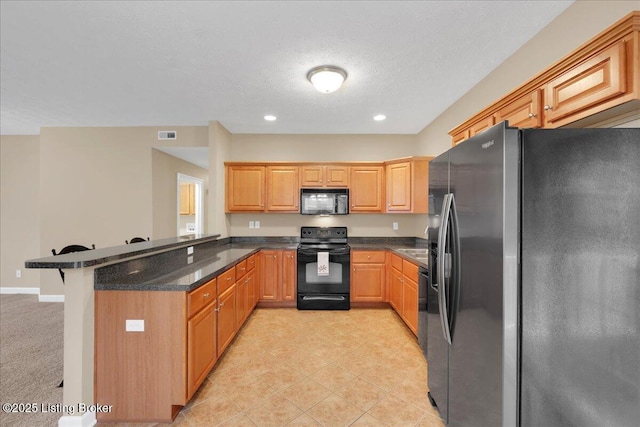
452,130,470,146
325,165,349,187
469,116,495,137
350,166,384,212
386,162,411,212
180,183,195,215
495,89,543,129
385,158,431,213
300,165,349,187
266,166,299,212
225,165,265,212
543,41,627,127
449,12,640,142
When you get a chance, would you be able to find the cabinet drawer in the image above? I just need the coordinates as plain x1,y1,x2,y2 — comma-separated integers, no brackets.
235,259,248,278
390,253,403,272
402,259,419,282
187,278,216,318
246,254,256,271
217,267,236,295
352,251,386,263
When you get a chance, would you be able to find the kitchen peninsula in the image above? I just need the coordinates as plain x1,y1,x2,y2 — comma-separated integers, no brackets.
25,234,428,423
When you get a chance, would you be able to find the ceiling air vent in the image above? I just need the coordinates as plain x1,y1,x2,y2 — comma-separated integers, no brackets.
158,130,177,140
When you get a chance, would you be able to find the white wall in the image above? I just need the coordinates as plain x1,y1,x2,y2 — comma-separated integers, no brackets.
37,126,207,295
0,135,41,289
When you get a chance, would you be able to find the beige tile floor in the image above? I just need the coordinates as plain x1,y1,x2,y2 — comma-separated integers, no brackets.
105,308,445,427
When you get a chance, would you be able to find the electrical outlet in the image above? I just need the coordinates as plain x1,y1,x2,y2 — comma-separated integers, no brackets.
187,246,194,255
16,269,21,278
125,319,144,332
255,221,260,229
249,221,255,229
393,222,399,230
187,256,193,264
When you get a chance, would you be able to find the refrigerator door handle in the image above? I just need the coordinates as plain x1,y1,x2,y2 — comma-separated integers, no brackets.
438,193,453,345
448,193,461,341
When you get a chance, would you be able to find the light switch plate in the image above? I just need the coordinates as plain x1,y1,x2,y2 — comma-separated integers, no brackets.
125,319,144,332
187,246,194,255
249,221,255,229
255,221,260,229
393,222,399,230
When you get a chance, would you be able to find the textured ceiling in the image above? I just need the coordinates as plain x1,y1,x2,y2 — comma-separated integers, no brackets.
0,1,574,136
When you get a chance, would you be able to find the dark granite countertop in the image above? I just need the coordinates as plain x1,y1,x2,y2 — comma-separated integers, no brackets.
25,234,222,269
94,242,298,292
49,235,427,292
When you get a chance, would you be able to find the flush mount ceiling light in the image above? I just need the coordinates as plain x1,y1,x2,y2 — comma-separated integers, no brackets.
264,115,277,121
307,65,347,93
373,114,386,121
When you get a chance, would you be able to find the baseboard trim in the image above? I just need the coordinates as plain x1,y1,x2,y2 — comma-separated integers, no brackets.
39,294,65,303
58,411,96,427
0,287,40,294
0,287,64,302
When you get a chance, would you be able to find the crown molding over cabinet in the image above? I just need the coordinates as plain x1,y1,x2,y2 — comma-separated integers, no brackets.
450,11,640,145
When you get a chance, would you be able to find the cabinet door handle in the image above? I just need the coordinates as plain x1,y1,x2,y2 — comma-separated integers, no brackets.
227,277,232,281
544,105,552,111
204,293,210,298
528,113,536,118
220,302,225,307
367,256,371,259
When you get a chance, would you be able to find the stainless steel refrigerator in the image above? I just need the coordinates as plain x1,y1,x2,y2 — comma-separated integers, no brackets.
426,121,640,427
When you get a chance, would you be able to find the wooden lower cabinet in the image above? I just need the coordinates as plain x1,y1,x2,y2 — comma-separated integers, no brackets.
401,274,418,334
236,275,248,328
260,250,281,300
400,259,419,335
389,267,403,312
282,250,297,300
259,249,296,303
385,253,419,335
94,256,266,423
187,301,216,399
217,284,237,356
95,290,188,422
351,250,386,302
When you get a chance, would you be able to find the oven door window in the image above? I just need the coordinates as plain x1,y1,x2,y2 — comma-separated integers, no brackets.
304,262,343,284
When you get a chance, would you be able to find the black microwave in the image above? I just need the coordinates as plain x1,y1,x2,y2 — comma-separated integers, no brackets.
300,189,349,215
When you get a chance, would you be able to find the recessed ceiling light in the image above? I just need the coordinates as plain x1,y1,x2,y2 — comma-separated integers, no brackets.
307,65,348,93
373,114,386,121
264,115,277,121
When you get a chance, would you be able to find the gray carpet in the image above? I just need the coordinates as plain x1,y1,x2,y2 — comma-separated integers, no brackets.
0,294,63,427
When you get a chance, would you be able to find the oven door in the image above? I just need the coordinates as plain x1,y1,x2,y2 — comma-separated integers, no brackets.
297,246,350,308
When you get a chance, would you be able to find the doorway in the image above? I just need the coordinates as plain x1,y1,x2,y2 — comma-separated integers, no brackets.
177,173,204,236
